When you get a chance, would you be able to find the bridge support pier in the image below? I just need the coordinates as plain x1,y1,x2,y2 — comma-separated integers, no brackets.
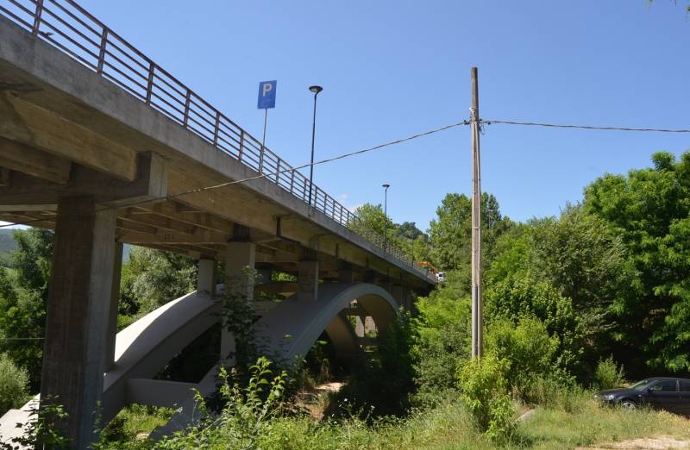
41,196,117,450
298,260,319,302
105,241,123,370
197,258,216,296
221,242,255,359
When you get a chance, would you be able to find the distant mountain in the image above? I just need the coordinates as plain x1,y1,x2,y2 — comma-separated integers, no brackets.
0,229,18,261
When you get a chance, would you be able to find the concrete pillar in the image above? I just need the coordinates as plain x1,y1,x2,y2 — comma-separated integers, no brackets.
105,241,123,370
41,196,117,449
197,259,216,296
224,242,256,298
298,260,319,302
221,242,255,359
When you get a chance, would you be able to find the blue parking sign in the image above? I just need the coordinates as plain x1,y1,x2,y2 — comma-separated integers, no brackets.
257,80,277,109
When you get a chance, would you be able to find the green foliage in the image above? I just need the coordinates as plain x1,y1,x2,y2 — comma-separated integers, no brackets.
155,357,286,450
221,271,263,377
485,317,560,397
593,356,626,390
0,228,53,391
120,247,197,315
0,397,71,450
411,285,471,406
98,404,174,448
351,203,392,237
428,193,512,283
485,275,585,377
486,205,629,379
0,230,18,265
584,151,690,373
336,312,416,417
457,355,516,443
0,353,29,414
351,203,428,261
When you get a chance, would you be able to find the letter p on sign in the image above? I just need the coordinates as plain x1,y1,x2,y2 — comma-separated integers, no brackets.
258,80,277,109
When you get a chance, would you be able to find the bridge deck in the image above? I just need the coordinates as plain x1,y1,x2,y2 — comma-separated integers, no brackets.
0,1,434,289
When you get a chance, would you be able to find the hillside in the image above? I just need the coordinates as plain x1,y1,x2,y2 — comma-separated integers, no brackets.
0,229,17,262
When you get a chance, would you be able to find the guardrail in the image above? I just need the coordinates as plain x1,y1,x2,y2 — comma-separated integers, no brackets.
0,0,435,282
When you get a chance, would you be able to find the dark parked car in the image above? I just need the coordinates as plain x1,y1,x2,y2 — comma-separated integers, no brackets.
595,377,690,415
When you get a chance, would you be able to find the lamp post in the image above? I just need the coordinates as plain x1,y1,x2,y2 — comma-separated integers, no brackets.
307,85,323,209
382,183,390,251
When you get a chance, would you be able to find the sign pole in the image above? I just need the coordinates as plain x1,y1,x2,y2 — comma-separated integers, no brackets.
260,108,268,172
470,67,483,359
257,80,277,174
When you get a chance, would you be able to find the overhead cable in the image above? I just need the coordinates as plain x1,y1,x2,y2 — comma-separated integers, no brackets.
484,119,690,134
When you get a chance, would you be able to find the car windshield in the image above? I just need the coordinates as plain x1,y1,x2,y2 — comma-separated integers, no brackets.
629,379,652,391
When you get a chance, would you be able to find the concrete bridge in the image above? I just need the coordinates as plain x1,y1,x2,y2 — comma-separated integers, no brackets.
0,1,434,448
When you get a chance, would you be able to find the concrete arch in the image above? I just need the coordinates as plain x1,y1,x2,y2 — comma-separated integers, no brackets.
255,283,399,365
1,282,400,442
101,292,220,423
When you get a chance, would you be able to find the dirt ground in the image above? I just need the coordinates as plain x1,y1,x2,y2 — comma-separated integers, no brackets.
577,437,690,449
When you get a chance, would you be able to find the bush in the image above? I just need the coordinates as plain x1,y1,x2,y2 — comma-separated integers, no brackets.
457,355,516,443
411,292,471,406
0,353,29,414
594,356,625,390
154,357,286,450
486,316,560,399
523,377,590,413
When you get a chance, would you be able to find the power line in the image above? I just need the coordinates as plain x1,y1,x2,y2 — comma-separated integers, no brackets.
483,119,690,133
171,120,470,198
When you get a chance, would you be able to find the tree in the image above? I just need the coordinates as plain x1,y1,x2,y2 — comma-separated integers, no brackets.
428,192,512,278
351,203,392,237
120,246,197,316
0,228,53,391
351,203,428,261
485,204,631,379
584,152,690,373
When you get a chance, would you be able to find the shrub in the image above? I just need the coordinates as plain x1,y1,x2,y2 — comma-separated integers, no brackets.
486,316,559,399
457,355,516,443
594,356,625,390
155,357,286,450
411,292,471,406
0,353,29,414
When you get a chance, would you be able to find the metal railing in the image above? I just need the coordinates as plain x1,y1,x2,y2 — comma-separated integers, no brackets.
0,0,434,282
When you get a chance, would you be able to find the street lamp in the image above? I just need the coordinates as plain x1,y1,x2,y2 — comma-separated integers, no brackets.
382,183,390,251
307,85,323,209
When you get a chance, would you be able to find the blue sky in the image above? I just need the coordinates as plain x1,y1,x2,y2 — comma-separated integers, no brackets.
9,1,690,231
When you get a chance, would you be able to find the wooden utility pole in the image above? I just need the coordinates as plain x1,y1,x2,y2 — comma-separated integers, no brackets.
470,67,483,358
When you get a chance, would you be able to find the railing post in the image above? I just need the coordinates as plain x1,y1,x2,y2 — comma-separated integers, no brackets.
96,28,108,75
289,169,295,194
212,111,221,147
238,130,245,162
145,61,155,105
32,0,45,36
183,90,192,128
275,159,281,183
